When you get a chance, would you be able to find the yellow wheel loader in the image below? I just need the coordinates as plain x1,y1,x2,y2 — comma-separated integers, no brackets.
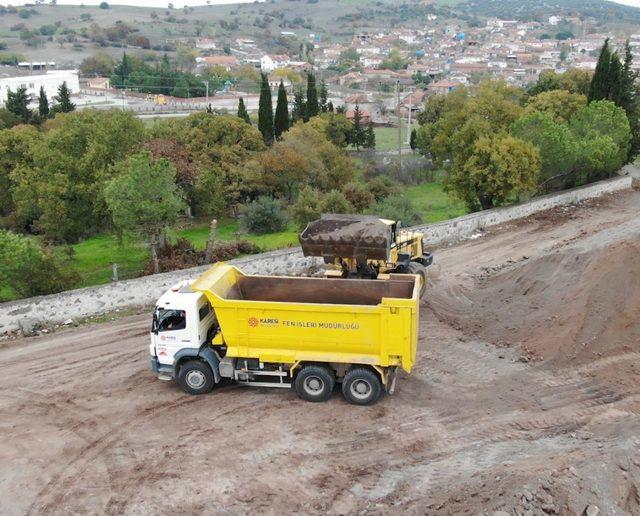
299,214,433,296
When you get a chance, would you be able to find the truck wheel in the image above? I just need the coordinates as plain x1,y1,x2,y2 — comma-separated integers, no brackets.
408,262,427,297
342,368,382,406
294,365,335,402
177,360,214,395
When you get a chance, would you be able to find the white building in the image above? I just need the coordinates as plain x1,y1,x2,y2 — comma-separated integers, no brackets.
0,70,80,105
260,54,291,72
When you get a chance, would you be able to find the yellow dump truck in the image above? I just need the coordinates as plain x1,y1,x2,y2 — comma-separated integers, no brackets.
150,263,420,405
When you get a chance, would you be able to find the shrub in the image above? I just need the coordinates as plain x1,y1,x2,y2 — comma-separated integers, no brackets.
368,195,422,226
367,175,397,201
341,182,374,212
291,186,322,229
241,196,288,234
319,190,353,214
143,238,259,274
0,230,78,299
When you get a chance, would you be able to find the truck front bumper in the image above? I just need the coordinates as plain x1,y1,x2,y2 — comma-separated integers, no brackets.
151,357,176,379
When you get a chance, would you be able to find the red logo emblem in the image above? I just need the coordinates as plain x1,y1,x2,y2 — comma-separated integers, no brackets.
248,317,259,327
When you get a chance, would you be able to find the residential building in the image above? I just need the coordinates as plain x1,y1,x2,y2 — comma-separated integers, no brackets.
0,70,79,105
261,54,291,72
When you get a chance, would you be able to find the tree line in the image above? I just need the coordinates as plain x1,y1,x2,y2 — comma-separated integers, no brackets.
415,40,636,211
0,81,74,128
252,71,375,150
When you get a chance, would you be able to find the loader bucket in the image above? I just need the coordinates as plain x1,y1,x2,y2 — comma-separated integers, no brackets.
299,214,395,261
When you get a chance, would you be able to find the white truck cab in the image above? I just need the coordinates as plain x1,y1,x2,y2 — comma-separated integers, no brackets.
150,281,218,387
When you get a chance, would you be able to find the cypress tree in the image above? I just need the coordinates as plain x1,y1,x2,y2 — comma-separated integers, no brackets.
410,128,417,151
351,104,364,151
237,96,250,124
274,80,290,139
38,86,49,118
291,87,306,123
306,72,319,120
327,100,334,112
319,79,328,112
589,38,612,102
364,121,376,149
6,86,31,123
57,81,75,112
258,73,274,145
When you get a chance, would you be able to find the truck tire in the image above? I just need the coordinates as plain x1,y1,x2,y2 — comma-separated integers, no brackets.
342,368,382,406
177,360,215,395
293,365,335,402
408,261,427,298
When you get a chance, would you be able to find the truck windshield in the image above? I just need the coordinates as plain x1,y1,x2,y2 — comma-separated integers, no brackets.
153,308,186,332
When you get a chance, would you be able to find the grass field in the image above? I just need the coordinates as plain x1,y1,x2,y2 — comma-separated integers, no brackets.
370,126,411,152
404,182,467,223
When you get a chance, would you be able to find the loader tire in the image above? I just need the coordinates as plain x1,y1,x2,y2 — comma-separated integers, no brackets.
408,261,427,297
294,365,335,402
177,360,214,395
342,368,382,406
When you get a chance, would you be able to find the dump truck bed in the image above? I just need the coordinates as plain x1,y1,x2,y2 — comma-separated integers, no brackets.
191,263,420,373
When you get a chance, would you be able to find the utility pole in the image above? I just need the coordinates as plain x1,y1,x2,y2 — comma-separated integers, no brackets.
406,86,414,145
203,80,209,105
396,80,402,171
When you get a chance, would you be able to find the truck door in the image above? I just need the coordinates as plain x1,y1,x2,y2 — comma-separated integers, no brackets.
153,308,193,364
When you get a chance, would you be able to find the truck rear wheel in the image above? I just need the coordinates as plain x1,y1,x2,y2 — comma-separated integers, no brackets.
293,365,335,402
408,262,427,297
177,360,214,395
342,368,382,405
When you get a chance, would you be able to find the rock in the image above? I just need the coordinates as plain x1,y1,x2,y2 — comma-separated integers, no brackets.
585,505,600,516
18,317,40,336
63,319,74,326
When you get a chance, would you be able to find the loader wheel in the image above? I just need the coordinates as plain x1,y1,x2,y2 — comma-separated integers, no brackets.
177,360,214,395
408,262,427,297
294,365,335,402
342,368,382,406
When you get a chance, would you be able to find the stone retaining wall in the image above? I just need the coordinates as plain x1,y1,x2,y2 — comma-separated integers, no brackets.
1,175,632,334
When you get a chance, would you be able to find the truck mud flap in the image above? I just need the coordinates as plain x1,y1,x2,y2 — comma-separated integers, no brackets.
386,367,398,395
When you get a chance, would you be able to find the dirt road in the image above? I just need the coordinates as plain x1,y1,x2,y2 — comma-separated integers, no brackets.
2,190,640,515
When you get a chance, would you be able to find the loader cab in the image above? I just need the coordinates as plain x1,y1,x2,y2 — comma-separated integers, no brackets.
150,281,216,366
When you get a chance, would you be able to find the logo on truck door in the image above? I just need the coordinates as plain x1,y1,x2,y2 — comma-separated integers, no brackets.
248,317,259,327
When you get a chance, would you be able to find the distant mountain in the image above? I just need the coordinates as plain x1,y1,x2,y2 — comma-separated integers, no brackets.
454,0,640,24
6,0,264,6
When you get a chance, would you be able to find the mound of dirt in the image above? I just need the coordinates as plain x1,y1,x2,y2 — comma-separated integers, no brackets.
428,240,640,368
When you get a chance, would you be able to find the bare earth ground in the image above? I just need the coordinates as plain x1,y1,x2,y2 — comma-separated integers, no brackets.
2,190,640,515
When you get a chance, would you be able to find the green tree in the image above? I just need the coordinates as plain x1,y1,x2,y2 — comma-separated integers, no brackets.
320,189,353,214
589,38,619,103
350,104,365,150
319,79,328,112
237,96,250,124
11,110,145,242
241,195,288,234
274,80,289,140
369,194,422,225
306,72,319,120
291,86,306,123
410,128,417,151
112,51,131,88
525,90,587,124
0,230,78,299
364,121,376,149
258,72,274,145
38,86,49,118
5,86,31,123
447,135,541,211
291,185,322,229
56,81,75,112
105,151,185,273
569,100,631,179
511,111,577,188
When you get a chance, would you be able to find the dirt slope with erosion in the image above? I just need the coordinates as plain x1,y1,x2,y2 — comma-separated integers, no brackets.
1,190,640,515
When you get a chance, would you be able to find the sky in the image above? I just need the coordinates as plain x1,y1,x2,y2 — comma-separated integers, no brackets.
612,0,640,6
